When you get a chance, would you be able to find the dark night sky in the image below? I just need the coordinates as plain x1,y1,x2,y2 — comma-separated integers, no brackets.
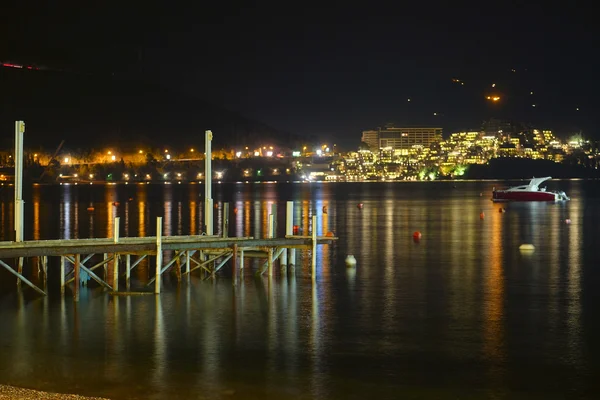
1,2,597,148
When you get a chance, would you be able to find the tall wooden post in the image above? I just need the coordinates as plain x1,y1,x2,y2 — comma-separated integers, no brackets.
155,217,163,294
204,130,213,235
113,217,120,291
14,121,25,285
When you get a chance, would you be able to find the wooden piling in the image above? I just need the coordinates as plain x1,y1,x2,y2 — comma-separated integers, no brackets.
232,244,238,284
311,215,317,281
60,256,65,294
125,254,131,290
155,217,163,294
223,203,229,238
74,254,80,302
113,218,120,291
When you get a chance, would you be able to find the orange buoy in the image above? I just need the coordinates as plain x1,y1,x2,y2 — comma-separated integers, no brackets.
357,203,363,210
233,207,238,214
325,231,334,237
113,202,120,206
480,212,485,219
293,225,300,234
413,231,422,240
128,197,133,201
87,207,95,212
323,205,328,214
499,208,505,213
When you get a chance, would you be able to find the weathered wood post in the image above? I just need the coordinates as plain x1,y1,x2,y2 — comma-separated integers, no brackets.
232,244,238,285
311,214,317,281
60,256,66,294
222,202,229,238
286,201,295,273
125,254,131,290
267,213,274,277
74,254,80,302
155,217,163,294
113,217,120,291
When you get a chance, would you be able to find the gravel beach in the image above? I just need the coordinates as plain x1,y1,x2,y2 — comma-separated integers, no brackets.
0,385,109,400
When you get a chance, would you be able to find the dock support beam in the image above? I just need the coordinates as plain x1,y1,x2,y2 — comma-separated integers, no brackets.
125,254,131,290
155,217,163,294
267,213,274,277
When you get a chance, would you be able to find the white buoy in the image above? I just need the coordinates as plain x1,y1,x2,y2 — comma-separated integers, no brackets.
345,255,357,267
565,219,571,224
519,244,535,252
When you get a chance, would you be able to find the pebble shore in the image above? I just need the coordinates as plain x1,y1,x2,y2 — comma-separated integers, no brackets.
0,385,109,400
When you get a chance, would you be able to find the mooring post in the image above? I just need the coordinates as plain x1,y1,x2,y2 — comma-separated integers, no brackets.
60,256,66,294
125,254,131,290
204,130,213,236
222,202,229,238
287,201,296,272
232,244,238,285
267,213,274,277
42,256,48,287
185,251,190,277
155,217,163,294
175,251,182,282
113,217,120,291
14,121,25,286
311,214,317,281
74,254,80,302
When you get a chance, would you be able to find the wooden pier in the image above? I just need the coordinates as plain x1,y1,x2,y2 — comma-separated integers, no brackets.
1,126,337,300
0,209,336,301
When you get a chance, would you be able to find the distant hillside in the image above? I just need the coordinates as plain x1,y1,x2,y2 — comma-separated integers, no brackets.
464,157,599,179
0,67,299,151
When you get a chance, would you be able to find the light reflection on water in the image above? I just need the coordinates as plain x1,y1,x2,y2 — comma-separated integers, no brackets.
0,181,600,399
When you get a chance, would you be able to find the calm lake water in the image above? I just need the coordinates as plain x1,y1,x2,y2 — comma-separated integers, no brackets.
1,181,600,399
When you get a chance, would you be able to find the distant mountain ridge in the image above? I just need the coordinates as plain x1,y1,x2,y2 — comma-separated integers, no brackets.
0,67,297,151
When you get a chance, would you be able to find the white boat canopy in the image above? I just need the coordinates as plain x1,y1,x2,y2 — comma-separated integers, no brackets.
527,176,552,191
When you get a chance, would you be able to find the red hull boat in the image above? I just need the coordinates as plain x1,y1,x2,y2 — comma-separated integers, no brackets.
492,177,570,202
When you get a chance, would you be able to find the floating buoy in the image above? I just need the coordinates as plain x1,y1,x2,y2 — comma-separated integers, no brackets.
87,207,95,212
499,208,505,213
113,202,120,206
325,231,335,237
479,193,483,197
357,203,363,210
565,219,571,224
519,244,535,252
128,197,133,201
413,231,422,240
323,205,328,214
345,255,357,267
293,225,300,235
480,212,485,219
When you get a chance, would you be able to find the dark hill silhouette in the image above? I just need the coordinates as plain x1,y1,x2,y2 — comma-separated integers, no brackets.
464,157,599,179
0,67,299,150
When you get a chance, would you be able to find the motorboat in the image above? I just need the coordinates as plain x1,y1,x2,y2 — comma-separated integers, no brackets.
492,177,570,202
